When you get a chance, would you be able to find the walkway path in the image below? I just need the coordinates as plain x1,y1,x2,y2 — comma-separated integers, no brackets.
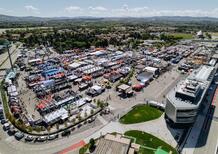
84,115,180,148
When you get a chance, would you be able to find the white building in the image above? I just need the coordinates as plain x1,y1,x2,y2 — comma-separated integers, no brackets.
165,65,215,125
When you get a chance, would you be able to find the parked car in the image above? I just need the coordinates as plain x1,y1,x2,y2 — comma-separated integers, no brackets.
78,83,89,91
3,123,11,131
25,135,35,142
132,83,144,91
0,115,4,120
47,134,58,141
61,130,71,137
71,127,75,131
85,97,92,103
14,132,24,140
1,119,8,125
87,117,95,123
8,128,18,135
77,123,82,128
35,136,47,142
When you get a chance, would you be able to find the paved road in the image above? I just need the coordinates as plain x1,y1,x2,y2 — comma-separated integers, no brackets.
0,123,102,154
0,107,180,154
193,81,218,154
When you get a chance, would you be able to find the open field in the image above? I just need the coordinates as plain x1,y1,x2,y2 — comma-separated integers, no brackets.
119,105,163,124
168,33,193,39
124,130,178,154
210,32,218,36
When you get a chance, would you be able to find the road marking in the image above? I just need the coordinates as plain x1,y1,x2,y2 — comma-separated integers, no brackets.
212,88,218,106
57,140,86,154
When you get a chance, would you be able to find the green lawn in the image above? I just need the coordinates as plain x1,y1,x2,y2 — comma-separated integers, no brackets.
124,130,178,154
168,33,193,39
119,105,163,124
0,81,10,118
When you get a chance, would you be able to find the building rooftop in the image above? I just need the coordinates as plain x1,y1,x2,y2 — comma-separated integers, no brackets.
137,71,153,83
95,134,131,154
175,79,201,103
167,65,215,109
189,65,214,82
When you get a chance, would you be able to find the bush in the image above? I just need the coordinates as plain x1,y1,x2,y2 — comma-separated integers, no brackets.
26,125,33,132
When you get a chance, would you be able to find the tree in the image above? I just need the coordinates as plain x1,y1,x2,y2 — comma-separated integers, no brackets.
91,109,94,115
109,37,118,46
89,138,95,152
71,118,76,124
47,126,51,133
56,123,59,130
94,39,108,47
205,32,212,39
77,113,82,121
27,126,33,132
64,121,68,128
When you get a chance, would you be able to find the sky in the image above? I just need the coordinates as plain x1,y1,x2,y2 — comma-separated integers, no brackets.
1,0,218,17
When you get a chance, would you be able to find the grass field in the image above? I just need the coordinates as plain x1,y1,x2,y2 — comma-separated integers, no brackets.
210,32,218,36
168,33,193,39
124,130,178,154
119,105,163,124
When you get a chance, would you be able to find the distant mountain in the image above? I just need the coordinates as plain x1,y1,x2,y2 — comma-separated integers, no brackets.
0,14,50,22
0,14,102,23
143,16,218,22
1,14,218,23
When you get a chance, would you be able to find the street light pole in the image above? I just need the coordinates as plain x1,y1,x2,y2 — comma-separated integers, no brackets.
4,39,13,71
6,43,13,71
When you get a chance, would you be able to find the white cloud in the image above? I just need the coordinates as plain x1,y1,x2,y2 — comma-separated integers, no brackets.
111,5,218,17
122,4,129,11
65,6,82,13
61,5,218,17
131,7,149,13
89,6,107,12
112,5,149,17
148,9,218,17
0,8,14,14
25,5,40,14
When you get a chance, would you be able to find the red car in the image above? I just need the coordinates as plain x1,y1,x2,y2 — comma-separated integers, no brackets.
132,84,144,91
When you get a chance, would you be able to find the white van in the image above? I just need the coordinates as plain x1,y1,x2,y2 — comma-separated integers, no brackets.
3,123,11,131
